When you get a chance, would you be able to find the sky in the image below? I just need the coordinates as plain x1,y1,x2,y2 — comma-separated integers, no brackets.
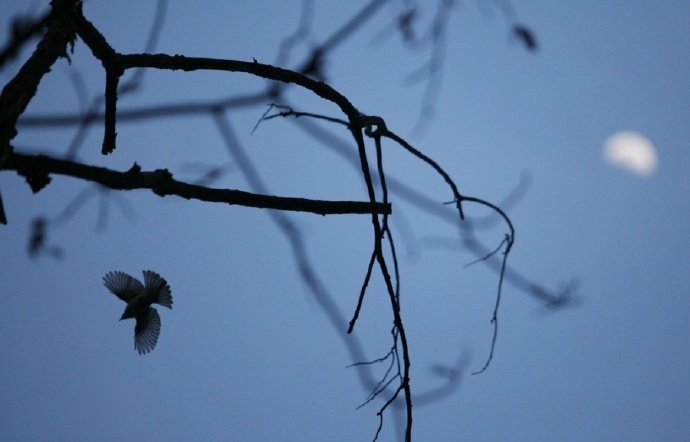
1,1,690,441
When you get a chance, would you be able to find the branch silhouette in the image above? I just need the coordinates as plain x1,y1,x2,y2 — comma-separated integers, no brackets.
0,1,571,441
5,152,388,216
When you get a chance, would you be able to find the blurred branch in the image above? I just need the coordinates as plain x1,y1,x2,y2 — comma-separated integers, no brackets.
273,0,313,68
18,92,268,127
512,24,537,51
0,7,51,68
49,183,135,231
478,0,538,52
291,117,578,308
212,111,383,398
404,0,456,136
28,216,63,259
416,349,470,404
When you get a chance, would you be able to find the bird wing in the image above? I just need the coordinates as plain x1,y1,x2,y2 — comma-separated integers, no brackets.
103,271,144,303
134,307,161,355
142,270,173,309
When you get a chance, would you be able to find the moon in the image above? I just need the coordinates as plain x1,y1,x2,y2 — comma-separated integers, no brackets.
603,131,658,177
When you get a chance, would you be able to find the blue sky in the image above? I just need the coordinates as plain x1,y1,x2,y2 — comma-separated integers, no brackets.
1,1,689,441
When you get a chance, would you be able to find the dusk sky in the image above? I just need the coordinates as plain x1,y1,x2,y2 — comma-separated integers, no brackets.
1,1,689,441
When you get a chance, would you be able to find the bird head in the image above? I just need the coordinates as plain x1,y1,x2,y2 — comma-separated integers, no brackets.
120,306,135,320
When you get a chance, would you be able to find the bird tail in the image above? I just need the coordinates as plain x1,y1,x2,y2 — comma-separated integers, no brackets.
135,307,161,355
143,270,173,309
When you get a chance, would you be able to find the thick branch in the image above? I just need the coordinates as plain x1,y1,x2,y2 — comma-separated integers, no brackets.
0,0,78,166
120,53,361,119
3,152,390,216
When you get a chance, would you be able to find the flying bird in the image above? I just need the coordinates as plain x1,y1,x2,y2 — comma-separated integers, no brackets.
103,270,173,354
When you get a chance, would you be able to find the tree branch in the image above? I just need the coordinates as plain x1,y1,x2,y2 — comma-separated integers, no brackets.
3,151,390,216
0,0,78,166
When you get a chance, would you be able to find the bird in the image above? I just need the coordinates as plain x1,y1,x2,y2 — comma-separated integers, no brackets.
103,270,173,355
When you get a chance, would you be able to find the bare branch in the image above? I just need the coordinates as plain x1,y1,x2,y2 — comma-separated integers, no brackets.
0,0,78,166
4,152,390,216
348,249,377,334
471,234,511,375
